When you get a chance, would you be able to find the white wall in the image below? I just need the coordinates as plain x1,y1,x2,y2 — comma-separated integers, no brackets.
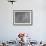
0,0,46,41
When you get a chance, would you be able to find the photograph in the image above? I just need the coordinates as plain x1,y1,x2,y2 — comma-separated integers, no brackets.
13,10,32,25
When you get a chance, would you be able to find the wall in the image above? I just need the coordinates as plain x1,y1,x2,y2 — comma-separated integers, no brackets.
0,0,46,41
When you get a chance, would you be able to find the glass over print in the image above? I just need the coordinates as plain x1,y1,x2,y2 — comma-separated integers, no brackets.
13,10,32,25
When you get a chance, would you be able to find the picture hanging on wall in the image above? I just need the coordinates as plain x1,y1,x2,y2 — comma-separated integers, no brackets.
13,10,33,26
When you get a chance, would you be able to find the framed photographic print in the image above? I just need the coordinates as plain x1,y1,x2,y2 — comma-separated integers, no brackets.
13,10,33,25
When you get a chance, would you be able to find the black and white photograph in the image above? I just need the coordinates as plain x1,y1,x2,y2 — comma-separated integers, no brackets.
13,10,32,25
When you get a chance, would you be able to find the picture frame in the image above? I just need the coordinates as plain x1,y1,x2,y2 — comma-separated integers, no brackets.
13,10,33,26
